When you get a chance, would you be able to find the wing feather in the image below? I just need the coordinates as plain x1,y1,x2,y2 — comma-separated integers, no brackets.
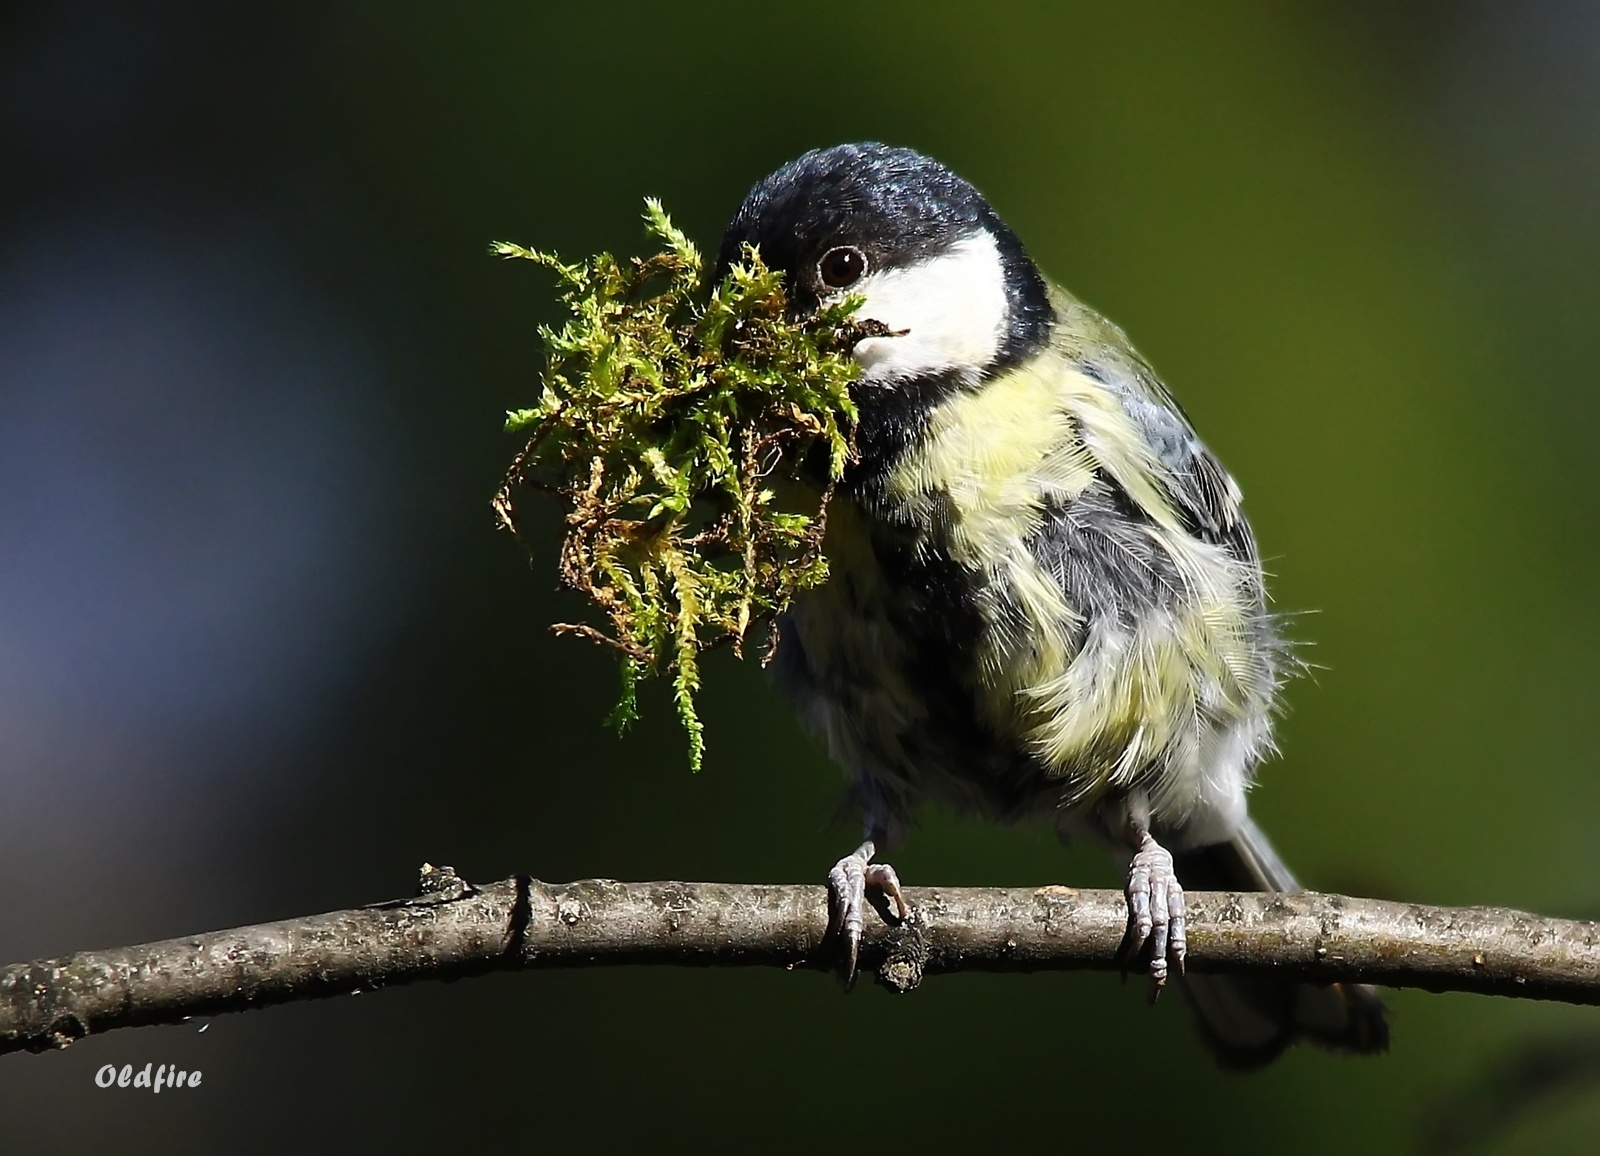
1047,285,1262,575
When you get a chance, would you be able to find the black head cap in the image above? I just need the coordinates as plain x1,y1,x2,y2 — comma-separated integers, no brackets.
717,143,1053,371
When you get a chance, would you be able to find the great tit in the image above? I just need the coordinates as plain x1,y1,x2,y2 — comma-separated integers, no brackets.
716,142,1388,1067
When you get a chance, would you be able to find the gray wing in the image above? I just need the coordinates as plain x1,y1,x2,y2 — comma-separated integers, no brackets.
1047,285,1263,576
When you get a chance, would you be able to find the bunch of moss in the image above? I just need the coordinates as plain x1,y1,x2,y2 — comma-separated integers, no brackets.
493,200,870,770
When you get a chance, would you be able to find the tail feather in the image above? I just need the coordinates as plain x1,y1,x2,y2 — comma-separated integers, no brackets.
1173,817,1389,1069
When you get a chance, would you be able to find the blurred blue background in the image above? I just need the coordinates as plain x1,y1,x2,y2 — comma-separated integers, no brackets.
5,3,1600,1151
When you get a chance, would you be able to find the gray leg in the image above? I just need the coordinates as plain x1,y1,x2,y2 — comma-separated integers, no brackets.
1119,802,1187,993
827,839,909,986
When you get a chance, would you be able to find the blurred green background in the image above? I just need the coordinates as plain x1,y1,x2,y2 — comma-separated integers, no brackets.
5,2,1600,1152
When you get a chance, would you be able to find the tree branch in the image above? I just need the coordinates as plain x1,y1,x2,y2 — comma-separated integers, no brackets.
4,863,1598,1056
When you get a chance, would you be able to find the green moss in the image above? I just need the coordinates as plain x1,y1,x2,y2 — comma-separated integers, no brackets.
493,200,872,771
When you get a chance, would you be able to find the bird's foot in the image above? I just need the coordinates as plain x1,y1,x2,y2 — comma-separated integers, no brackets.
827,839,909,987
1120,831,1186,995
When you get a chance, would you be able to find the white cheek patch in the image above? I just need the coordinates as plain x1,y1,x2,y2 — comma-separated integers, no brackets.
845,230,1009,384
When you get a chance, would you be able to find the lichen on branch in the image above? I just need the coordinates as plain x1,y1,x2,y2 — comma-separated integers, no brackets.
492,200,868,770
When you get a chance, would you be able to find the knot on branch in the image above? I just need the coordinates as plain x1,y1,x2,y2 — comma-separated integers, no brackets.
876,909,930,993
416,863,473,901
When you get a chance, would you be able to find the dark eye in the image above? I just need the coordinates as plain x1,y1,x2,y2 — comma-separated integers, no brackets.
818,246,868,289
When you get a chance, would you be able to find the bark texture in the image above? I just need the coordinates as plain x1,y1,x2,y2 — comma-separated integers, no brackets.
4,864,1598,1056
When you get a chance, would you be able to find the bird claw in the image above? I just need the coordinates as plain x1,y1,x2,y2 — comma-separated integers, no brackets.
827,840,909,988
1119,833,1186,997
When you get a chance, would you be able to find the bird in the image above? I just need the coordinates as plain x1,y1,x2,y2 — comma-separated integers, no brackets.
714,142,1388,1068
